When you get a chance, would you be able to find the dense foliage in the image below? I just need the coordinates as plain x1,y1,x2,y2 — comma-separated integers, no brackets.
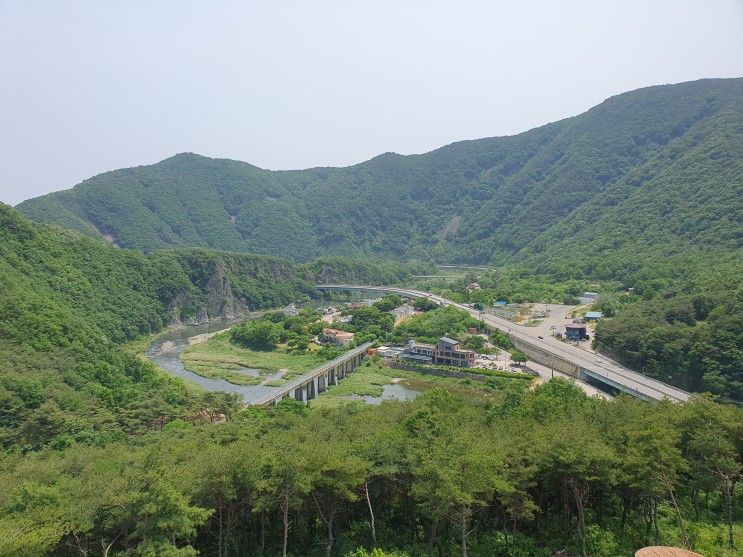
0,205,420,449
231,309,326,353
18,78,742,269
391,306,480,345
594,285,743,401
0,385,739,556
230,319,284,350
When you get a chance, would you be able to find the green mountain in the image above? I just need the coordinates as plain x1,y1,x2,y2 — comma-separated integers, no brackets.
0,203,307,449
2,74,742,557
17,78,743,271
0,203,420,450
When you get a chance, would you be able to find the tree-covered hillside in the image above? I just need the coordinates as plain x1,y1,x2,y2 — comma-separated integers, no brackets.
0,205,420,450
18,78,743,268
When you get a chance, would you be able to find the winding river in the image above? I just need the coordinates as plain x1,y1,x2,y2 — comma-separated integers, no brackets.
147,319,283,404
146,318,422,405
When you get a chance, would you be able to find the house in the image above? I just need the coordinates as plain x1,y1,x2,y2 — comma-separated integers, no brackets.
585,311,604,321
435,337,476,367
493,300,508,307
565,323,588,342
406,337,475,368
406,340,436,359
321,328,355,346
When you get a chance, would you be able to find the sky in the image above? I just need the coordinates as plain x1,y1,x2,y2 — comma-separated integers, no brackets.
1,1,742,205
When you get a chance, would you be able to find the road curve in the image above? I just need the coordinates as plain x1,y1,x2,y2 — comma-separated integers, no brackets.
317,285,691,403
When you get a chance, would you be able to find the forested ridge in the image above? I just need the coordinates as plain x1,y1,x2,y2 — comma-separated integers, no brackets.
0,384,740,557
17,78,742,269
16,80,742,399
0,204,421,450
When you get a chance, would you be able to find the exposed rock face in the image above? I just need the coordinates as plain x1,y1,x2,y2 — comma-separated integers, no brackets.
204,261,239,319
167,259,256,326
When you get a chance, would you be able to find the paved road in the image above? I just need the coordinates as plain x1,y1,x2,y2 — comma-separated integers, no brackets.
528,303,594,351
317,285,691,402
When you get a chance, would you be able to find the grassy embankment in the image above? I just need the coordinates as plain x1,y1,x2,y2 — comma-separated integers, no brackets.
180,333,328,386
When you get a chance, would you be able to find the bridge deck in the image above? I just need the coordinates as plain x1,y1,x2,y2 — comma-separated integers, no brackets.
249,342,372,406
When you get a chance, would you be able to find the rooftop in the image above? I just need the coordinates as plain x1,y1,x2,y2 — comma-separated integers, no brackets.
411,343,436,350
439,336,459,345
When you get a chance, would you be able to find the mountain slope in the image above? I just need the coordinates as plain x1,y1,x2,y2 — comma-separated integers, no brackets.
517,101,743,280
0,204,425,449
0,203,322,449
18,78,743,268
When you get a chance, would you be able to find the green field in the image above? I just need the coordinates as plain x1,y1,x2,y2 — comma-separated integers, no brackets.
311,359,531,408
180,333,330,386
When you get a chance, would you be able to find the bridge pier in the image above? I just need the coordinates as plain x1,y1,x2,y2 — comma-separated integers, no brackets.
250,342,373,406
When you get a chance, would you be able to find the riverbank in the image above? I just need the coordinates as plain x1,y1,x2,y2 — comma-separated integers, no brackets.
180,332,329,387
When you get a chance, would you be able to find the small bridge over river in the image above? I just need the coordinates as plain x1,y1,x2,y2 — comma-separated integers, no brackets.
317,285,690,403
249,342,372,406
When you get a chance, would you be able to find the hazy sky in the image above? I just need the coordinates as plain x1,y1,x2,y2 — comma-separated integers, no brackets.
1,1,742,205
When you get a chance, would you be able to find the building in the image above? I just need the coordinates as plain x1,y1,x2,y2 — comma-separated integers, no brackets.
565,323,588,342
406,340,436,358
376,345,406,359
585,311,604,321
436,337,476,367
399,352,433,364
406,337,475,368
321,328,355,346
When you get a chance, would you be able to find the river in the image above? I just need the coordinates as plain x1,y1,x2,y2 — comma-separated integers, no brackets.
147,319,285,404
146,318,422,405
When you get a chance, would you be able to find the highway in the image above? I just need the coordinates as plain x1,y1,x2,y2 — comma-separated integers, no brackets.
317,285,691,403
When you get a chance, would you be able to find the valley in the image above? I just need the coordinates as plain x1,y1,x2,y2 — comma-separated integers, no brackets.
0,76,740,557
